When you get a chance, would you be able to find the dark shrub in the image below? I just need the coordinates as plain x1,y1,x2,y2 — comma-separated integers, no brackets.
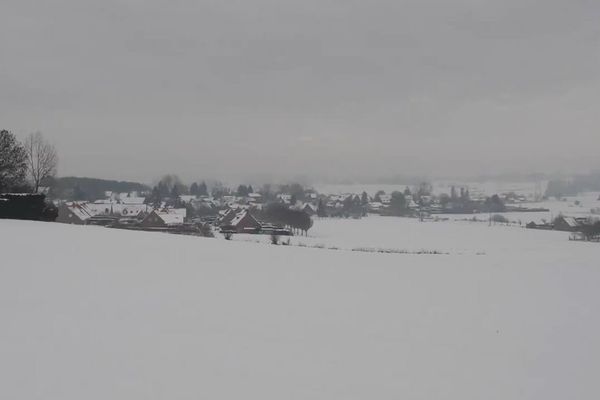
0,193,57,221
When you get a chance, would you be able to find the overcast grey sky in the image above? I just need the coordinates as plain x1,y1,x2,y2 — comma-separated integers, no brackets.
1,0,599,184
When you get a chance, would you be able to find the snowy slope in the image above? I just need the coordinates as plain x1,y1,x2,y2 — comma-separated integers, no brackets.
1,219,599,399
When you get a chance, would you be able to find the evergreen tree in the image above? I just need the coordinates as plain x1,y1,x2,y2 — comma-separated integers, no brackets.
198,181,208,196
361,191,369,205
451,186,457,199
0,130,28,192
417,182,432,197
146,186,162,208
237,184,249,196
343,195,354,210
171,184,180,202
190,182,199,196
158,181,169,198
439,193,451,206
390,191,406,211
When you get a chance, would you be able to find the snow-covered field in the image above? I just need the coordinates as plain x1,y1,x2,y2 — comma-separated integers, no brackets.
314,181,599,224
229,214,598,258
509,192,600,223
2,219,600,399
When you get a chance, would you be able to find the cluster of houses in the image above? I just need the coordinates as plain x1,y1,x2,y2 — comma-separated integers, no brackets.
54,190,293,236
54,185,545,230
56,200,185,229
53,182,596,238
526,215,596,232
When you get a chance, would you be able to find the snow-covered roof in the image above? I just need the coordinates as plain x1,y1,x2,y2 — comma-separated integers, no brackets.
67,201,150,218
93,199,114,204
191,198,216,207
65,202,95,221
154,208,186,225
368,201,383,209
179,195,197,203
219,208,241,224
560,216,580,227
302,203,317,212
229,210,248,226
114,204,149,216
228,210,258,227
379,194,392,203
120,197,146,205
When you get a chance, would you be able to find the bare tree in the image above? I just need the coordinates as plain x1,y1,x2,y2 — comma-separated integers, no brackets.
25,132,57,193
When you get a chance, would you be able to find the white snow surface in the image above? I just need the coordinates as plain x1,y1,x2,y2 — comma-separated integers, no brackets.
1,219,600,399
230,215,599,257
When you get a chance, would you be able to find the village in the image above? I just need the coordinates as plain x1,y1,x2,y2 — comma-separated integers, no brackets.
41,178,600,243
3,128,597,242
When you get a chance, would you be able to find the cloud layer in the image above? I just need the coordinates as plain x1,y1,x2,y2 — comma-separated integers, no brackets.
2,0,599,183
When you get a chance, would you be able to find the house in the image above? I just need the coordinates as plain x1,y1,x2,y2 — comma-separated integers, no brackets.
368,201,384,213
553,216,582,232
218,208,240,226
277,194,292,204
407,199,419,209
220,209,261,233
378,194,392,205
526,221,554,230
300,202,317,216
139,208,186,228
120,196,146,205
179,195,197,204
104,203,150,219
247,192,263,205
220,195,241,207
87,215,120,226
56,202,95,224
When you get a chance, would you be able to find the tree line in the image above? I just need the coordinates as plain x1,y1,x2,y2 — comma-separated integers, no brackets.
257,203,313,235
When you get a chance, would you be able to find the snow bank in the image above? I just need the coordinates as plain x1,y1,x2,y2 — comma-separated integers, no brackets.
1,219,599,399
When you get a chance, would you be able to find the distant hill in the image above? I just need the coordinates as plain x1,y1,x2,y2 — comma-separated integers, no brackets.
43,176,151,201
545,173,600,198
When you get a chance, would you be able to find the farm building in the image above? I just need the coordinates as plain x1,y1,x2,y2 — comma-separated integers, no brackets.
139,209,186,228
56,203,95,225
553,216,584,232
220,209,261,233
